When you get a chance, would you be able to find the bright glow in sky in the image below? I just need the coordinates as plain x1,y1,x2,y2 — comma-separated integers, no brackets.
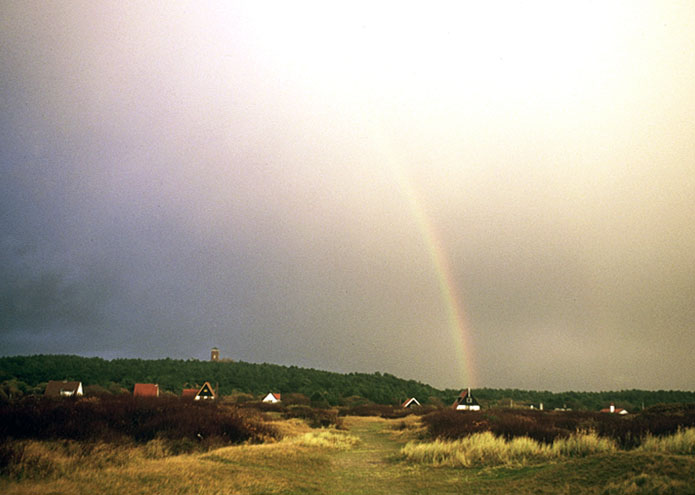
1,1,694,391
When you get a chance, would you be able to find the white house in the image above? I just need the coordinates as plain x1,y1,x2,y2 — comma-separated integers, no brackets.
262,392,281,403
45,380,83,398
600,403,628,414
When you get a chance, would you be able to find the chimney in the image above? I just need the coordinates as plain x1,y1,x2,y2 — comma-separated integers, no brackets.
610,403,615,413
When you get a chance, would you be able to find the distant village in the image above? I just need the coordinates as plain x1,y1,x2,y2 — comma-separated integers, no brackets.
42,348,630,414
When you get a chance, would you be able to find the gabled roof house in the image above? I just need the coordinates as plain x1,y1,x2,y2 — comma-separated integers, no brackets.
401,397,421,408
453,388,481,411
262,392,281,403
182,382,216,400
45,380,83,398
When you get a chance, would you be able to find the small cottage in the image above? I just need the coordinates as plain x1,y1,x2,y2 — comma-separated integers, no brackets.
453,388,481,411
133,383,159,398
45,380,83,398
262,392,281,403
401,397,421,408
182,388,198,399
600,403,628,415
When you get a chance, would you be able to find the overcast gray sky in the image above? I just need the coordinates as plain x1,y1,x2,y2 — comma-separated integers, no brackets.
2,1,694,391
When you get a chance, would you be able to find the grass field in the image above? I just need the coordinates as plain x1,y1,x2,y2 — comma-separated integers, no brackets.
2,416,695,494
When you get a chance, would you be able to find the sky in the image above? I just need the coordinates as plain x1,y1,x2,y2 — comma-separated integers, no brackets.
1,1,694,392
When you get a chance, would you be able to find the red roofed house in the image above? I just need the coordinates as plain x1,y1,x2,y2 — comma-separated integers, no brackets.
262,392,281,403
182,388,198,399
401,397,421,408
133,383,159,398
45,380,83,398
600,403,629,415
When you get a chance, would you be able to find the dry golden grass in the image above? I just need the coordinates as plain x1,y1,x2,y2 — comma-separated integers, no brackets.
401,431,618,468
551,431,618,457
387,414,427,442
3,417,695,495
0,422,359,495
638,427,695,455
264,417,313,440
288,430,361,449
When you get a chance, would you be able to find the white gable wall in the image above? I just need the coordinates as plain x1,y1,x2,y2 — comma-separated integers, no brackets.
456,404,481,411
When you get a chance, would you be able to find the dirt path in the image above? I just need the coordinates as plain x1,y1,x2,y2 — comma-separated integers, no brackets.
324,417,461,495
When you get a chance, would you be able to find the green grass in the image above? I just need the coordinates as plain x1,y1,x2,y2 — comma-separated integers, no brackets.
2,418,695,494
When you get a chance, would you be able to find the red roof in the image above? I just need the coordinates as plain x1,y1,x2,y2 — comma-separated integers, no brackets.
182,388,198,398
600,403,627,413
133,383,159,397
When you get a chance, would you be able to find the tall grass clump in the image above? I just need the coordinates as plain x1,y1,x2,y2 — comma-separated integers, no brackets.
402,431,619,468
551,431,617,457
290,430,360,450
638,427,695,455
401,431,550,468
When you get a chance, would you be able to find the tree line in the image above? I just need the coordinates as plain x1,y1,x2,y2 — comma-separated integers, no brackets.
1,354,694,411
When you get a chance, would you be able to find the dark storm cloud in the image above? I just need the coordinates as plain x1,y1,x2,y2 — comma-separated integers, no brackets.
0,255,104,332
0,233,121,327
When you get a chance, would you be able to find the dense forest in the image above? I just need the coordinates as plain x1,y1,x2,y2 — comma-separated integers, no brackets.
1,354,694,411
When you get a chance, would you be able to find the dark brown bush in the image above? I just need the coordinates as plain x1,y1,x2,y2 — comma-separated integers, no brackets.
283,405,343,428
339,403,411,418
421,406,695,448
0,396,277,448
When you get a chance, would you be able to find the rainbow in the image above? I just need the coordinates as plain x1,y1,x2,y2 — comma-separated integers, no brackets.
373,127,477,387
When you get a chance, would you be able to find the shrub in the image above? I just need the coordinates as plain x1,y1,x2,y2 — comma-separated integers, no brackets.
283,405,342,429
339,403,412,419
0,396,277,449
421,407,695,448
241,400,286,413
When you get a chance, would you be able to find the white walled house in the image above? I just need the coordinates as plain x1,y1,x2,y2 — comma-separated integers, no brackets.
45,380,83,398
262,392,281,403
